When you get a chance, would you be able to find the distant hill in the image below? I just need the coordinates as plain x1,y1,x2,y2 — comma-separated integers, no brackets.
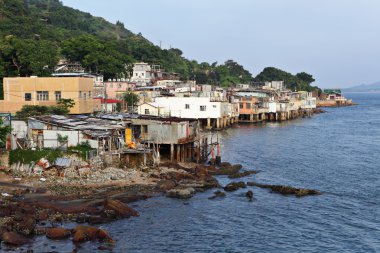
343,82,380,92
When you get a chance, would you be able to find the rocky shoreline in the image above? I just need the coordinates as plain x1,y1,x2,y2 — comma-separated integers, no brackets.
0,160,321,251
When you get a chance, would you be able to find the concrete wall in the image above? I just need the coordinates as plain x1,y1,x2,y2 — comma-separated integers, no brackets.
43,130,98,149
11,120,27,139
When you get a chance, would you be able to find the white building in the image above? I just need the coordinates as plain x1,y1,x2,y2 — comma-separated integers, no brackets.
151,97,238,129
130,62,152,85
137,102,165,116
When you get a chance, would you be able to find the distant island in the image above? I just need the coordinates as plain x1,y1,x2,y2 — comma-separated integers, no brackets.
343,81,380,92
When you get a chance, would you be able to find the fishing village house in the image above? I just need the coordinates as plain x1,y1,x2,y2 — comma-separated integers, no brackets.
0,76,100,114
236,90,270,122
236,81,317,122
143,95,239,130
24,113,207,165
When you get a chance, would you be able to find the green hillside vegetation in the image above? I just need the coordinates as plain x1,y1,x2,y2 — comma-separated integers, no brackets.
0,0,319,100
255,67,321,93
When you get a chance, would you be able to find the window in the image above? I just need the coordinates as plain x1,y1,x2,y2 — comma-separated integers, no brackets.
200,106,206,111
118,83,122,88
213,105,217,108
135,73,138,76
142,125,148,133
79,91,82,98
142,73,145,76
185,104,190,109
37,91,49,101
84,93,87,100
25,93,32,101
55,91,61,101
88,91,92,98
145,109,150,115
246,103,251,109
239,103,243,109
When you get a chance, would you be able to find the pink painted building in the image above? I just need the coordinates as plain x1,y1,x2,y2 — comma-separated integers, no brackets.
104,81,136,99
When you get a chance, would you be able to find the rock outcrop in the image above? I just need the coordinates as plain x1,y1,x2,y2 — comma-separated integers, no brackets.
104,199,139,218
223,182,246,192
228,170,260,179
46,227,71,240
1,231,31,246
166,188,195,199
247,182,321,197
209,164,243,176
208,190,226,200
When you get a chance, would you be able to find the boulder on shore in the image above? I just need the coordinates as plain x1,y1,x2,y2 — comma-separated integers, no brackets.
166,188,195,199
46,227,71,240
1,231,31,246
156,180,176,191
224,182,246,192
72,226,114,244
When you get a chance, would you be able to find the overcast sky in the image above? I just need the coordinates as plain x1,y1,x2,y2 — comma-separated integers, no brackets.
61,0,380,88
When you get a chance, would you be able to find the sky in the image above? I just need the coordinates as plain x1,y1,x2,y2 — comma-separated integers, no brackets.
61,0,380,88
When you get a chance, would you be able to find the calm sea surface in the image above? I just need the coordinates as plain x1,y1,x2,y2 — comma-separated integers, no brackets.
31,93,380,253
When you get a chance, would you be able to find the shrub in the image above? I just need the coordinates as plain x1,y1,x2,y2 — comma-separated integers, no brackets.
9,149,63,165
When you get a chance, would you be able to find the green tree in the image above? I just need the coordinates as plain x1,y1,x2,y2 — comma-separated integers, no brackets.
123,92,139,108
0,117,11,148
15,101,74,121
296,72,315,84
255,67,318,92
61,35,132,79
0,36,59,77
57,98,75,110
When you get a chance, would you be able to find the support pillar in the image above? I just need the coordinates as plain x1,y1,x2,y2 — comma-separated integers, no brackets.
170,144,174,162
207,118,211,129
176,145,180,162
217,118,221,129
196,143,200,163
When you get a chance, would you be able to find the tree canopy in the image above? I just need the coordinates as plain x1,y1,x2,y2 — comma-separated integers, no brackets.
15,98,75,120
254,67,320,92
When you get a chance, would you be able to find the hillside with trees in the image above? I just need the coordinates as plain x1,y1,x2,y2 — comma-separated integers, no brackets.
0,0,319,99
255,67,321,93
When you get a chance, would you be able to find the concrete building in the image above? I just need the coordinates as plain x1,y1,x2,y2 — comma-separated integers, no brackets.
94,98,123,112
0,77,100,114
137,102,165,116
104,81,135,99
130,62,153,85
237,91,270,122
152,97,238,129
